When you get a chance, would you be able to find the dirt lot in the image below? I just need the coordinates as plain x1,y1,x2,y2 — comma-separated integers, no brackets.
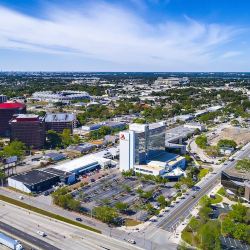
210,127,250,146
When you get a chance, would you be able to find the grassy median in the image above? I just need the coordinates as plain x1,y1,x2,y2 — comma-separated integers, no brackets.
0,194,101,234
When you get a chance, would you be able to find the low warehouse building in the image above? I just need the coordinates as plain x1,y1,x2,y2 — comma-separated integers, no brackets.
8,170,60,193
52,154,111,175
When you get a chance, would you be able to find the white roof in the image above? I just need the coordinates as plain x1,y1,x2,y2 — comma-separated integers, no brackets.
148,161,166,168
164,167,185,177
53,154,110,172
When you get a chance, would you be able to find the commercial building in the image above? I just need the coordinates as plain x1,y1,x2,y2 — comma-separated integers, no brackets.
183,122,206,132
221,166,250,201
67,143,96,154
134,153,186,179
45,113,77,133
0,95,7,103
52,154,112,175
9,114,45,149
32,91,90,103
119,122,166,171
8,170,60,193
43,152,66,162
0,102,26,136
134,164,166,176
82,121,126,132
8,168,75,193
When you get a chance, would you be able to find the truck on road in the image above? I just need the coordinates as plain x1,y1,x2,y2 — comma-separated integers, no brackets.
0,232,23,250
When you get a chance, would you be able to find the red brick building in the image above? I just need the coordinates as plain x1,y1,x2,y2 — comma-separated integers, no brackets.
9,114,45,149
0,102,26,136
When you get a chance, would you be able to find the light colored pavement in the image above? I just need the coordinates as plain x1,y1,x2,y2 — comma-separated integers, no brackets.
0,201,141,250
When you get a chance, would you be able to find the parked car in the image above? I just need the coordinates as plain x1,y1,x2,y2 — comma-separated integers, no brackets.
76,218,82,222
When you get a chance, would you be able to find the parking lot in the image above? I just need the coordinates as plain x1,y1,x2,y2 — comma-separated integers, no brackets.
71,169,178,222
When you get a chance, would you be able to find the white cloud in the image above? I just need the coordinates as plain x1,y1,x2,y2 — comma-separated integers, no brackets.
221,51,242,59
0,3,244,70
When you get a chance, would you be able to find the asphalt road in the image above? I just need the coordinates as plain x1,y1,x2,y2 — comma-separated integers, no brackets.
0,201,141,250
0,221,59,250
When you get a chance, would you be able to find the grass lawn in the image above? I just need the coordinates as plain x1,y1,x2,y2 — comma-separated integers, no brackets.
210,194,223,204
198,168,210,180
217,187,226,196
181,230,200,247
0,194,101,234
124,218,141,227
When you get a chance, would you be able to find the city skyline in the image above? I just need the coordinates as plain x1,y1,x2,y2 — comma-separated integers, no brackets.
0,0,249,71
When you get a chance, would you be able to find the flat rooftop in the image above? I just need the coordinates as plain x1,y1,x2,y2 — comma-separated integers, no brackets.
152,152,181,162
165,125,195,142
9,170,57,185
42,168,72,178
53,155,99,172
135,164,164,171
223,166,250,180
45,113,76,122
15,114,39,119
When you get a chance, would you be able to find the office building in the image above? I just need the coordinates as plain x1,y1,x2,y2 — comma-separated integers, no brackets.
134,153,186,179
9,114,45,149
0,95,7,103
45,113,77,133
119,122,166,171
0,102,26,136
221,167,250,201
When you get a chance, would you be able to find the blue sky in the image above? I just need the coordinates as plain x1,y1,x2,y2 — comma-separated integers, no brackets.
0,0,249,71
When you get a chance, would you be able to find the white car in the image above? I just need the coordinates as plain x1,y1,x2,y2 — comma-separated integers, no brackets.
127,239,136,244
37,231,46,237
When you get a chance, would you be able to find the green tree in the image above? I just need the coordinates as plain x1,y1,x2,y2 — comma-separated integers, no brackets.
0,140,26,158
47,130,62,148
188,217,201,235
93,206,118,224
222,217,235,236
121,170,134,178
217,139,237,149
157,195,167,208
195,134,208,149
73,134,81,144
233,224,250,242
199,220,221,250
61,129,73,147
115,202,129,212
0,170,6,186
229,203,248,223
235,158,250,171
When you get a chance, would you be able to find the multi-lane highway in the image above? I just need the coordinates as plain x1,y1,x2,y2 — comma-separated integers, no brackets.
0,221,59,250
0,201,142,250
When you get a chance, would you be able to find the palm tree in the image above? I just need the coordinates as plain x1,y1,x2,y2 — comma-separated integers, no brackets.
0,170,6,187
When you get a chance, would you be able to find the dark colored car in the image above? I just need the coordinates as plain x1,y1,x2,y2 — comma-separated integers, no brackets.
76,218,82,222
